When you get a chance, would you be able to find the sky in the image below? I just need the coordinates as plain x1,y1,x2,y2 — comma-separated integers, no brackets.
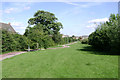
1,2,118,36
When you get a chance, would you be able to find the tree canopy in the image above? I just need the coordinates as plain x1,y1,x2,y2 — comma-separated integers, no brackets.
24,10,64,49
27,10,63,35
88,14,120,53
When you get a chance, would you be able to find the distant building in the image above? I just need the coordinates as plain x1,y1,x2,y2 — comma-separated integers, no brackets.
81,35,88,40
62,34,69,38
62,34,88,40
74,36,79,39
0,22,16,33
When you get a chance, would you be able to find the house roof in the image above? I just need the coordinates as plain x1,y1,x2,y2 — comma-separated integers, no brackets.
82,35,88,37
0,22,16,33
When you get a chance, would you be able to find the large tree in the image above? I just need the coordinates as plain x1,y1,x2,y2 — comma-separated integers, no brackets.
24,10,63,49
27,10,63,35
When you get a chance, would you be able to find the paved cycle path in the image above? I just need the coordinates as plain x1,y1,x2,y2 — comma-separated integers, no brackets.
0,42,77,61
0,51,27,61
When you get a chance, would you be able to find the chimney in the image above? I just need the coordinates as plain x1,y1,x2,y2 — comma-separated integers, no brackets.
8,22,11,25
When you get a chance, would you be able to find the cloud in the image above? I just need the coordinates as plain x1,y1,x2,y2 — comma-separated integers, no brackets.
80,2,102,8
4,2,31,14
0,10,2,21
0,10,2,14
88,17,109,23
59,6,82,18
86,24,97,28
11,22,26,30
13,2,32,6
5,17,15,20
1,0,119,2
9,21,27,34
4,6,31,14
64,2,79,6
87,17,109,29
15,27,26,29
63,1,102,8
24,6,31,10
11,22,24,26
0,18,2,22
4,8,17,13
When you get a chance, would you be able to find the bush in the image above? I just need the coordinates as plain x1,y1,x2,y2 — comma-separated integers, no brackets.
81,38,88,44
2,30,28,52
88,14,120,53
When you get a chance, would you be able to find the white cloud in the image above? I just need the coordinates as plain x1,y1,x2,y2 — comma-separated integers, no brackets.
62,1,102,8
58,0,119,2
4,6,31,14
24,6,31,10
86,17,109,29
0,10,2,14
9,22,27,34
13,2,32,6
0,18,2,22
59,6,82,18
11,22,24,26
4,2,31,14
15,27,26,29
5,17,15,20
4,8,17,13
64,2,79,6
88,17,109,23
0,10,2,21
80,2,102,8
86,24,97,28
11,22,27,29
1,0,119,2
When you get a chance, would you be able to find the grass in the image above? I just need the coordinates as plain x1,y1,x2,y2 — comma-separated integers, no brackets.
2,42,118,78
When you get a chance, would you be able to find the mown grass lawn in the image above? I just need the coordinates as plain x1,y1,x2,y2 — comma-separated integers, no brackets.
2,42,118,78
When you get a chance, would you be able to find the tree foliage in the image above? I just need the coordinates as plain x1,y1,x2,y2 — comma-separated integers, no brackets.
88,14,120,53
2,30,28,52
27,10,63,35
24,10,64,49
2,10,78,52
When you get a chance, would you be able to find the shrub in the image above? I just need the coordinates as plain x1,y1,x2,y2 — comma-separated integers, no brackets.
2,30,28,52
88,14,120,53
81,38,88,44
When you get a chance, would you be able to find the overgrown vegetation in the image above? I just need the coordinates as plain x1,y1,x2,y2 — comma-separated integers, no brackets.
2,30,28,52
23,10,77,49
81,38,88,44
88,14,120,53
2,10,77,52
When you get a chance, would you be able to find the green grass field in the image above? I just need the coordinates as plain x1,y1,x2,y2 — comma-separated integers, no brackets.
2,42,118,78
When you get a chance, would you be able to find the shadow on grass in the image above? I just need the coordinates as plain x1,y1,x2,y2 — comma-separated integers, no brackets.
77,46,119,55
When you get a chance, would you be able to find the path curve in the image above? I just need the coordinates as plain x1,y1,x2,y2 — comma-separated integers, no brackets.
47,42,76,49
47,45,69,49
0,51,27,61
0,42,77,61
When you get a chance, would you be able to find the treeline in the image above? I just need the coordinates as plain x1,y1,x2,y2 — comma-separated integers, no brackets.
2,30,77,52
2,10,77,52
88,14,120,53
2,30,28,52
23,10,77,49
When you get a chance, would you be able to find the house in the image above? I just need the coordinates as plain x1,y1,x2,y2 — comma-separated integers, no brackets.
0,22,16,33
74,36,79,39
62,34,69,38
81,35,88,40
